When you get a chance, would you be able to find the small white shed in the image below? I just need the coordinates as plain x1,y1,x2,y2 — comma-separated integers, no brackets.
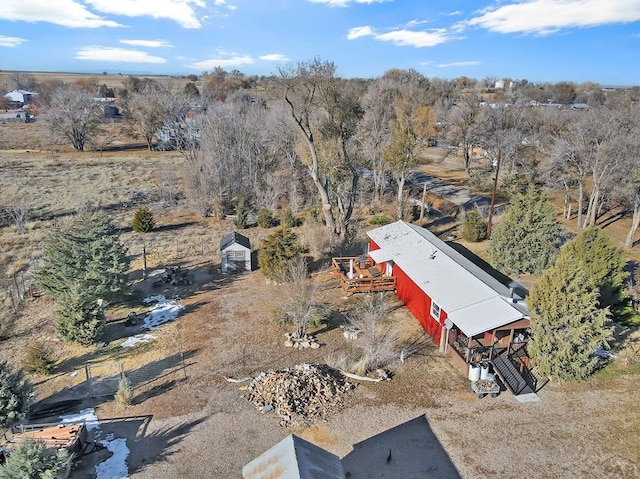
220,231,251,273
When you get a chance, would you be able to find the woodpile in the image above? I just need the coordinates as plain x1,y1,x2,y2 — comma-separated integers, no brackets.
241,364,355,427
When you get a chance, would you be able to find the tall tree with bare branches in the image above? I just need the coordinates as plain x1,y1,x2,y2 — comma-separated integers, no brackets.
45,85,104,151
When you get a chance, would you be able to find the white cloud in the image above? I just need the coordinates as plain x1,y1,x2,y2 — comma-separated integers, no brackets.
0,35,27,47
348,24,454,47
347,26,375,39
437,61,480,68
120,39,173,48
86,0,206,29
464,0,640,35
189,55,254,70
0,0,122,28
374,28,451,47
76,46,167,63
259,54,290,62
309,0,390,7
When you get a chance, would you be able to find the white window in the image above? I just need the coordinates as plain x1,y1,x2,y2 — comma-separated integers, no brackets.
227,250,246,260
430,301,441,321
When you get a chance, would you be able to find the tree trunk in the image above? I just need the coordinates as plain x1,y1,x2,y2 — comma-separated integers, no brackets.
396,175,406,220
626,196,640,249
463,147,471,176
577,182,584,229
585,187,599,227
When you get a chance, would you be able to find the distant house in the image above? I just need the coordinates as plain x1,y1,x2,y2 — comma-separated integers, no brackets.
366,221,537,395
4,89,38,107
220,232,251,273
243,434,345,479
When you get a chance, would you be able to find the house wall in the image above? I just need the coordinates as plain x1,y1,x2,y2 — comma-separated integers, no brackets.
369,238,446,346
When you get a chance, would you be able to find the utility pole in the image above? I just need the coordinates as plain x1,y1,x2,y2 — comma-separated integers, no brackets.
487,148,501,237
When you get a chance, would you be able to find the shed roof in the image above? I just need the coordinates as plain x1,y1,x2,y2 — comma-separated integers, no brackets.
4,90,38,103
242,434,345,479
220,231,250,250
367,221,528,337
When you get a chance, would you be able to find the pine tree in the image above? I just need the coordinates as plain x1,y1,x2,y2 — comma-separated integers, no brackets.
54,288,106,345
0,361,33,428
36,212,129,303
489,186,563,275
258,227,304,282
233,197,249,229
527,255,613,380
462,207,487,242
0,438,68,479
132,206,156,233
556,228,628,308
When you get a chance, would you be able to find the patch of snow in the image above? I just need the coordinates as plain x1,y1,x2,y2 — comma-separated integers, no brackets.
59,407,99,431
120,333,157,348
141,295,184,330
69,370,78,377
60,407,130,478
96,438,129,479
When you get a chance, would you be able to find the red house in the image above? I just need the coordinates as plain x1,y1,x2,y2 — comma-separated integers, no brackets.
367,221,531,385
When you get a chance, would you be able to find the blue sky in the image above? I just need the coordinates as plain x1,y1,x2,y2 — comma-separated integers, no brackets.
1,0,640,85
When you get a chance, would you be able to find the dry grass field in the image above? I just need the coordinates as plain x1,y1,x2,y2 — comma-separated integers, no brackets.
0,118,639,478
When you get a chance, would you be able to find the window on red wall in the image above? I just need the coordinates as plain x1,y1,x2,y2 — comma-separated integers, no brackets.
430,301,441,321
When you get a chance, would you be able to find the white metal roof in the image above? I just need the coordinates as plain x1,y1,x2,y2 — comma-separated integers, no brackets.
367,221,528,337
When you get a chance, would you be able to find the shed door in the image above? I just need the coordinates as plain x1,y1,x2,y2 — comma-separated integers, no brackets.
226,250,246,271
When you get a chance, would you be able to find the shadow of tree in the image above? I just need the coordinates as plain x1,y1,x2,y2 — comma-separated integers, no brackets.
341,415,462,479
127,416,208,474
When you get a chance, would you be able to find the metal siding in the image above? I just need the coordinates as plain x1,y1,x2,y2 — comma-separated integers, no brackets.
394,264,443,345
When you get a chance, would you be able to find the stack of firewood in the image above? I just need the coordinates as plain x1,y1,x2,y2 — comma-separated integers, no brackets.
241,364,355,427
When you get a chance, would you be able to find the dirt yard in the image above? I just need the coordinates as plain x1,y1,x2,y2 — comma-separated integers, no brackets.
0,123,639,478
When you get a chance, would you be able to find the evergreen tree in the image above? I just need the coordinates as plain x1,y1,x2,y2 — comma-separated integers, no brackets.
462,207,487,242
36,212,129,303
258,227,304,282
489,186,563,275
132,206,156,233
0,361,33,428
0,438,68,479
54,288,106,345
279,207,297,228
556,228,628,308
528,255,613,380
233,197,249,229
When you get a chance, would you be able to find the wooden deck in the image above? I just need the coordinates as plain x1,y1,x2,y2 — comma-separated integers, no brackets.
327,257,396,294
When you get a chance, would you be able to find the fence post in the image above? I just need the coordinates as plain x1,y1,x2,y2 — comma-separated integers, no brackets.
85,366,94,398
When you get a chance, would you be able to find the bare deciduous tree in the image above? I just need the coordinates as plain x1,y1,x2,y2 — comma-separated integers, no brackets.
45,85,104,151
278,58,364,241
346,294,398,374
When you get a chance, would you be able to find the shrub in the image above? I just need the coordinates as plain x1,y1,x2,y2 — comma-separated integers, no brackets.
132,206,156,233
257,208,273,228
368,214,392,226
115,376,134,408
24,343,55,375
233,197,249,229
0,438,68,479
0,361,33,428
279,207,297,228
462,208,487,242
